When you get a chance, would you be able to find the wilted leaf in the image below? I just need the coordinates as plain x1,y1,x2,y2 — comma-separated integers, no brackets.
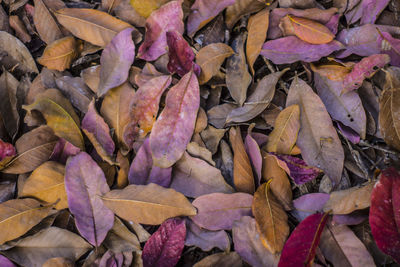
246,8,269,75
0,198,53,245
138,0,184,61
200,126,227,154
49,138,80,164
82,101,115,165
104,216,141,254
98,28,136,97
54,8,140,47
20,161,67,210
225,0,269,30
252,181,289,254
232,216,280,267
102,183,197,225
129,0,170,18
42,257,74,267
266,105,300,154
37,36,78,71
226,32,251,106
0,139,15,166
65,152,114,246
229,127,255,194
123,75,171,148
245,126,262,185
171,151,234,197
33,0,65,44
196,43,233,84
114,0,146,28
369,167,400,263
23,89,84,150
9,15,30,43
2,126,58,174
286,77,344,185
194,14,225,47
81,65,100,93
191,192,253,230
0,255,16,267
0,70,19,139
359,0,390,25
291,193,329,221
150,71,199,168
278,212,329,267
193,252,242,267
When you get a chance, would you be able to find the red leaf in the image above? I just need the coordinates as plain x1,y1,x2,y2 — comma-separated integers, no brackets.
369,167,400,263
142,217,186,267
0,139,16,161
278,212,329,267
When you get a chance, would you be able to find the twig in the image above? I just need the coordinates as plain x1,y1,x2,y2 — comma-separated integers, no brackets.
359,140,398,154
262,57,289,94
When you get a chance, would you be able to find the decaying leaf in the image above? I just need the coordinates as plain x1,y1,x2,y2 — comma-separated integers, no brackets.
225,0,270,29
33,0,65,44
193,252,242,267
129,0,171,18
0,70,20,140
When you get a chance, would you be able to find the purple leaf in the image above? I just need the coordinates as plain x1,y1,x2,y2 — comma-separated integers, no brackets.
150,71,200,168
359,0,390,25
166,31,201,77
273,154,322,185
292,193,330,221
128,138,172,187
138,1,184,61
251,132,269,147
142,217,186,267
185,219,230,252
342,54,390,93
186,0,235,37
245,130,262,186
65,152,114,246
325,13,340,35
0,255,16,267
49,138,81,164
99,250,124,267
0,139,15,162
191,192,253,230
337,122,360,144
98,28,135,97
332,210,368,225
82,101,116,165
261,37,344,64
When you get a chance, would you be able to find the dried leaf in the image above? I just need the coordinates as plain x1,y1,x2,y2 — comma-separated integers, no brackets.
33,0,65,44
65,152,114,246
42,257,74,267
81,65,100,93
0,139,15,164
150,71,199,168
359,0,390,25
102,183,197,225
114,0,146,28
142,217,186,267
0,255,16,267
129,0,170,18
200,125,227,154
20,161,67,210
9,15,31,43
193,252,242,267
49,138,80,164
244,126,262,185
225,0,269,29
229,127,255,194
292,193,329,221
98,28,136,97
191,192,253,230
286,77,344,185
37,36,78,71
0,71,19,139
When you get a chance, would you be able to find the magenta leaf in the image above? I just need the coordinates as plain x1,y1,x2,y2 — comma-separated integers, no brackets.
292,193,330,221
142,217,186,267
191,192,253,230
138,1,184,61
0,139,16,161
150,71,200,168
166,31,200,77
278,212,329,267
359,0,390,25
261,37,344,64
369,167,400,263
0,255,16,267
273,154,322,185
337,122,360,144
244,131,262,186
49,138,81,164
332,210,368,225
128,138,172,187
65,152,114,246
98,28,136,97
342,54,390,93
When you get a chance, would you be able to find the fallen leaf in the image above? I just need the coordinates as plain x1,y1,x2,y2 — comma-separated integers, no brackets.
200,125,227,154
226,32,251,106
20,161,67,210
54,8,140,47
0,139,15,165
245,126,262,185
42,257,74,267
33,0,65,44
0,198,53,245
225,0,269,30
191,192,253,230
359,0,390,25
37,36,78,71
49,138,80,164
278,212,329,267
286,77,344,186
196,43,234,84
150,71,199,168
246,8,269,75
65,152,114,246
129,0,170,18
142,218,186,267
114,0,146,27
193,252,242,267
115,151,129,188
138,0,184,61
103,216,141,254
194,107,208,134
123,75,171,148
23,89,84,150
253,181,289,254
171,151,234,197
291,193,329,221
0,70,20,139
266,105,300,154
98,28,136,97
369,167,400,263
81,65,100,93
102,183,197,225
82,101,116,165
0,255,16,267
186,142,214,165
229,127,255,194
194,13,225,47
9,15,31,43
323,182,375,214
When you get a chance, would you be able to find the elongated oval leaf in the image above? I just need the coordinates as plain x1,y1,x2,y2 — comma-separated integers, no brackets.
102,183,197,225
0,71,20,140
37,36,78,71
129,0,170,18
33,0,65,44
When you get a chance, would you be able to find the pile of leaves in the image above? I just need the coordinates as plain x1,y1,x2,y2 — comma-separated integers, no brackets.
1,0,400,266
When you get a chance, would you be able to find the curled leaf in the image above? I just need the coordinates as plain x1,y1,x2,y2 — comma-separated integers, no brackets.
37,36,78,71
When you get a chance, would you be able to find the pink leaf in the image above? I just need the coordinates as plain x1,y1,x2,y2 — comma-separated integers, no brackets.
369,167,400,263
278,212,329,267
0,255,16,267
359,0,390,25
0,139,16,162
292,193,330,221
142,217,186,267
49,138,80,164
244,131,262,186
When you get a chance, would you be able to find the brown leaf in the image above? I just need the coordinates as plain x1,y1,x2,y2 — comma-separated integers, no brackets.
252,181,289,254
55,76,94,113
207,103,236,129
9,15,31,43
130,0,171,18
193,252,242,267
225,0,270,29
0,70,20,140
43,257,74,267
0,5,10,32
246,8,269,75
101,0,122,13
113,0,146,28
194,107,208,134
37,36,78,71
33,0,66,44
115,151,129,188
229,127,255,194
200,126,227,154
81,65,100,93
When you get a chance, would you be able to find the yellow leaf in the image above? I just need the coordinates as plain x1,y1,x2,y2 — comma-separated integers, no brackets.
37,36,78,71
130,0,170,18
